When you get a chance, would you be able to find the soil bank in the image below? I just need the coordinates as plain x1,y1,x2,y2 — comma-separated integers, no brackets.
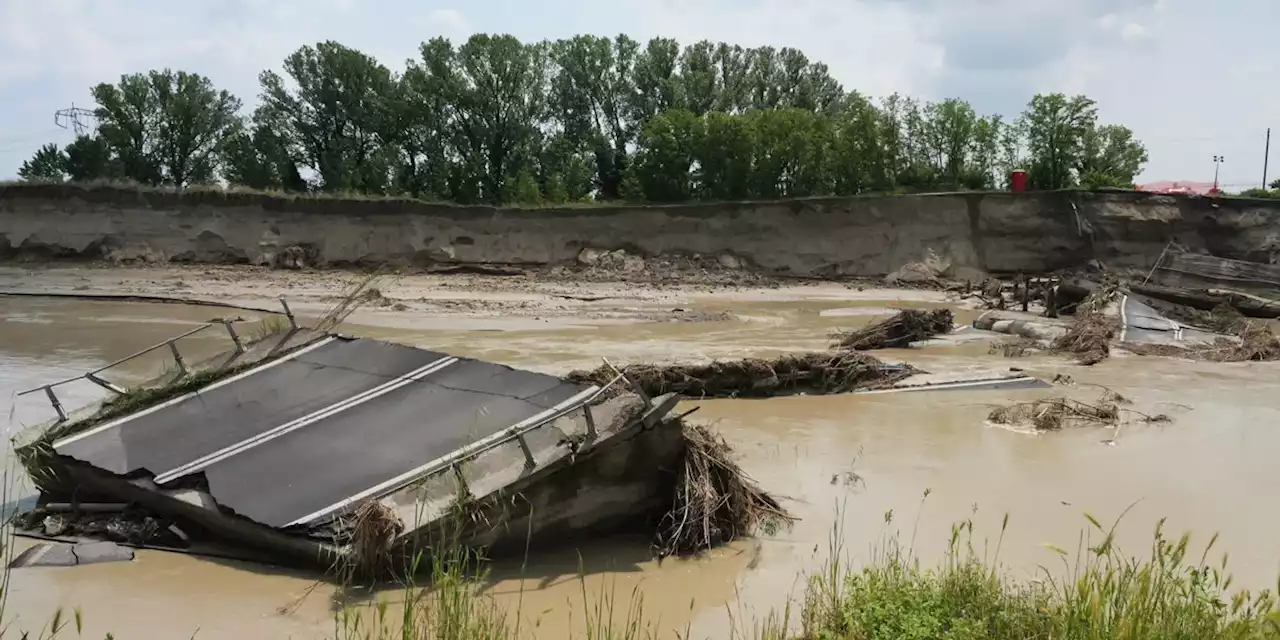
4,184,1280,278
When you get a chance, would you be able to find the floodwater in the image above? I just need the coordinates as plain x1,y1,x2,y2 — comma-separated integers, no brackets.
4,294,1280,639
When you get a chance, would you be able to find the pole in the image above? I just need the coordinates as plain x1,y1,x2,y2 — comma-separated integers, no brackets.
1213,155,1223,193
1264,128,1271,190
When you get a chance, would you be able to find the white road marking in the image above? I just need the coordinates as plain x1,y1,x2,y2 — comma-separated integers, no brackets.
152,357,458,484
55,337,339,449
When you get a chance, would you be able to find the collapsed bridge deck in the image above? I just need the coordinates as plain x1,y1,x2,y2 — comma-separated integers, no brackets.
54,336,592,528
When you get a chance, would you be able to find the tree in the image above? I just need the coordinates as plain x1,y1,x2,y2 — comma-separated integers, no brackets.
1078,124,1147,188
399,38,463,200
92,69,242,186
631,109,701,202
63,135,122,182
510,168,543,204
17,144,68,181
695,111,755,200
220,121,306,191
1019,93,1098,189
748,108,833,198
258,41,397,193
451,34,550,204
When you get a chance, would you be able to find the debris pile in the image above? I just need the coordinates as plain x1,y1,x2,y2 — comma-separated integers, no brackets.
653,421,794,557
830,309,954,350
1208,322,1280,361
1051,312,1119,365
565,352,916,400
16,505,184,547
988,386,1170,432
1124,321,1280,362
988,397,1119,431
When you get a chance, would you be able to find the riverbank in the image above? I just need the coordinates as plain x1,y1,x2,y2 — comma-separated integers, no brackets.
4,268,1280,638
5,183,1280,279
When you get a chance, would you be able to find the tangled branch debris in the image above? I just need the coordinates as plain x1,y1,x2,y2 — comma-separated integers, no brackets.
340,500,405,582
988,387,1169,432
1125,321,1280,362
830,309,954,350
654,421,795,557
1199,322,1280,361
565,352,916,399
989,397,1120,431
1051,312,1119,365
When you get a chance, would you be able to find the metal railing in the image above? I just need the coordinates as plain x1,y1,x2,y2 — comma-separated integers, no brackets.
17,297,299,422
288,365,641,527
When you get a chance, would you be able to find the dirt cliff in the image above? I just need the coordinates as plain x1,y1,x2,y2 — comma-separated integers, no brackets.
2,183,1277,278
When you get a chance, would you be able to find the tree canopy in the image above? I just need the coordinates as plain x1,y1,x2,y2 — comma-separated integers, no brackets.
16,33,1149,204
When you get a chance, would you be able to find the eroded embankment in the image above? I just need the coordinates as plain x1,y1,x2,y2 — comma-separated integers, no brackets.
2,183,1279,278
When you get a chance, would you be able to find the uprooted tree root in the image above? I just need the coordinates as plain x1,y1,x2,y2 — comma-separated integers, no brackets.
338,500,406,583
654,421,795,557
1051,312,1120,365
830,309,954,350
1125,322,1280,362
565,352,916,399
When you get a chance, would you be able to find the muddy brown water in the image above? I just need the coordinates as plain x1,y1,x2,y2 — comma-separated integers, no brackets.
3,294,1280,639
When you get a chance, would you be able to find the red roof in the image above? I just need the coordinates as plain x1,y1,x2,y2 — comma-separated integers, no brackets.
1135,181,1219,196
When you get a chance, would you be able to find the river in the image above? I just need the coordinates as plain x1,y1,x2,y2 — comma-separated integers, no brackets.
4,292,1279,639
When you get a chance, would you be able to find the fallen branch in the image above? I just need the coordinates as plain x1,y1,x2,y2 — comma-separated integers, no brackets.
565,352,917,399
830,309,954,350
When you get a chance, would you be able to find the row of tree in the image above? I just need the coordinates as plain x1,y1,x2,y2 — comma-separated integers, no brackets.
17,34,1149,204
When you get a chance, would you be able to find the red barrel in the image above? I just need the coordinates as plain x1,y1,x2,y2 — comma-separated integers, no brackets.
1010,170,1028,192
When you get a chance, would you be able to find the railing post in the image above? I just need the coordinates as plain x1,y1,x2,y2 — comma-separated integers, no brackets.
44,386,67,422
84,373,126,395
222,320,245,353
516,434,536,470
583,405,598,439
279,297,298,330
168,340,188,377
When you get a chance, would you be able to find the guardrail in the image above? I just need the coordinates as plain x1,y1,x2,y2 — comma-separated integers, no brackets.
289,365,640,527
17,297,299,422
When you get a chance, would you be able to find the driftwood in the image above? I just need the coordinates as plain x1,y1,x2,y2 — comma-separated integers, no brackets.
1129,283,1280,319
830,309,954,350
566,352,916,399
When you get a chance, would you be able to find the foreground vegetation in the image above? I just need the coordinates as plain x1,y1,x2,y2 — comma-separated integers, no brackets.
17,34,1147,206
5,484,1278,638
324,504,1280,639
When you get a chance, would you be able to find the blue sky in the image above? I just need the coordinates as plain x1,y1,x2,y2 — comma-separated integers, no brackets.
1,0,1275,188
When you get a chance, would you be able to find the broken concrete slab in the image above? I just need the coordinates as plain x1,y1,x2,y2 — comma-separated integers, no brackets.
10,541,135,568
